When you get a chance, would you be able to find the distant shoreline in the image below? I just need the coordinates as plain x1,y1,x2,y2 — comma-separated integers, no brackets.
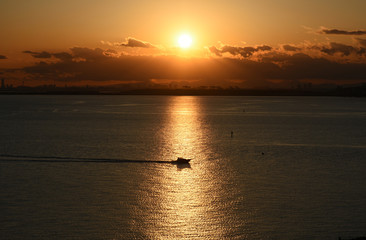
0,85,366,97
1,87,366,97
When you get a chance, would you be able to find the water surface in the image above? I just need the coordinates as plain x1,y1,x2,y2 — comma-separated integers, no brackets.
1,95,366,239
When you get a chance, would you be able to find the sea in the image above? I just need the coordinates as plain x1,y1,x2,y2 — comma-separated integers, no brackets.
0,95,365,240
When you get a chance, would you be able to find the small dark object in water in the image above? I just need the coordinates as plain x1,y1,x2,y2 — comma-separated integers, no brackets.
172,157,191,164
261,152,264,155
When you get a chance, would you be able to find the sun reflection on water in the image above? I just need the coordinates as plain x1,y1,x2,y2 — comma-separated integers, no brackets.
165,96,205,160
137,96,240,239
128,96,244,239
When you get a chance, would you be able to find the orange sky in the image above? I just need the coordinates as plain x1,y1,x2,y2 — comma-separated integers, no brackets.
1,0,366,88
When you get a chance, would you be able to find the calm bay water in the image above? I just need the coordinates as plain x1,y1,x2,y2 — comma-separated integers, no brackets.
0,95,366,240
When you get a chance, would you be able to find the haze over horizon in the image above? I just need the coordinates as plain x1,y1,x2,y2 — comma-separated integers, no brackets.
1,0,366,89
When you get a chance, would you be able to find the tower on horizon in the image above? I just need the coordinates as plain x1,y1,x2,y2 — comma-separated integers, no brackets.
1,78,4,89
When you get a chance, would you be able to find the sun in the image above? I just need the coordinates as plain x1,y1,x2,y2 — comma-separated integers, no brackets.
178,34,193,49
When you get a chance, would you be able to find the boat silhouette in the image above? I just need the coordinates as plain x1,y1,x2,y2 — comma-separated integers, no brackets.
171,157,191,164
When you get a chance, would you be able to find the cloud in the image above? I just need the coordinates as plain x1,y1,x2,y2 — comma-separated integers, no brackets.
282,44,301,51
120,37,155,48
69,47,107,60
319,28,366,36
52,52,73,61
256,45,272,51
23,50,52,58
261,52,366,81
21,51,278,86
0,55,7,59
23,48,112,62
209,44,272,58
18,46,366,88
320,42,365,56
208,46,222,57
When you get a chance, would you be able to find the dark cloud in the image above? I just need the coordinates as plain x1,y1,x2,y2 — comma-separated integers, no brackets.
208,46,222,57
23,48,105,61
53,52,73,61
19,47,366,87
320,42,366,56
282,44,301,51
21,51,278,85
23,50,52,58
210,45,272,58
256,45,272,51
23,50,74,62
356,38,366,48
320,28,366,35
104,49,118,56
0,55,7,59
260,52,366,83
120,37,155,48
69,47,106,61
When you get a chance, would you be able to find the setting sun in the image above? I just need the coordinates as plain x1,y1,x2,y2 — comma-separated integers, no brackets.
178,34,193,49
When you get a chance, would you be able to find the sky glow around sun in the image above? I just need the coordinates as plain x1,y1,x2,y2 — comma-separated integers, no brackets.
1,0,366,88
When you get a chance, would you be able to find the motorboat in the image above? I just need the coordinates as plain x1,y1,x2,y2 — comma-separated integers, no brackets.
172,157,191,164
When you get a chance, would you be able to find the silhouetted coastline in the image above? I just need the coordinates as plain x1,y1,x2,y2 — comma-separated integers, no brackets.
1,85,366,97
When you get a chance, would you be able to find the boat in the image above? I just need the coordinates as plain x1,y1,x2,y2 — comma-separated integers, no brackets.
172,157,191,164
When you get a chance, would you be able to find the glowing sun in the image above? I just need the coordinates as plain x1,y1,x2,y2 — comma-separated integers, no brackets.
178,34,193,49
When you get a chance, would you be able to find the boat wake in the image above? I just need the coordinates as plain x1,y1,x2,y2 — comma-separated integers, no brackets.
0,154,178,164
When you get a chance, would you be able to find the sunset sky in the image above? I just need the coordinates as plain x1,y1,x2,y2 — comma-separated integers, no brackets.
1,0,366,88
